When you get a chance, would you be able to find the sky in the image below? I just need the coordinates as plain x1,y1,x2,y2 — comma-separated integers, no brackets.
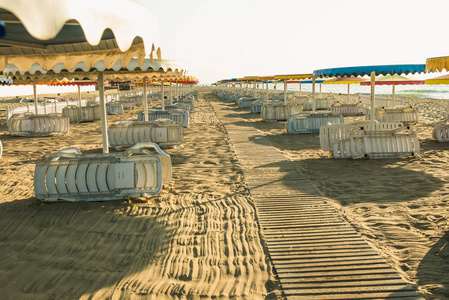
136,0,449,84
2,0,449,97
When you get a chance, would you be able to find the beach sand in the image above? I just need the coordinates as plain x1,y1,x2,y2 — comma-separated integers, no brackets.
1,87,449,299
0,93,280,299
205,87,449,299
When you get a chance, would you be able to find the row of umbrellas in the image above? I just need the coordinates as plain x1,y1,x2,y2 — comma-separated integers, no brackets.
0,0,197,153
217,60,449,125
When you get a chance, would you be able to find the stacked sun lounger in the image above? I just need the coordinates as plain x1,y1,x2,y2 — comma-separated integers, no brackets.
108,119,183,149
34,143,172,202
286,111,344,134
62,103,101,123
8,113,70,137
106,101,124,115
261,102,303,122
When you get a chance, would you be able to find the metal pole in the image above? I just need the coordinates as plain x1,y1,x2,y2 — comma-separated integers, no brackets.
312,76,316,113
266,81,269,101
98,72,109,153
117,83,120,101
347,84,350,102
143,76,148,121
283,80,287,104
370,71,376,128
392,85,395,107
169,81,173,105
299,82,302,92
78,85,82,106
33,82,38,114
161,81,165,111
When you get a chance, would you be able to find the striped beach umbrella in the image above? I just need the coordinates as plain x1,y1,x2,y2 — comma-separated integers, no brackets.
323,76,368,102
360,74,424,106
314,64,426,126
274,74,313,103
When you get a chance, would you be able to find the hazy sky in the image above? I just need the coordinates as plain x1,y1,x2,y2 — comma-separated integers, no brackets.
137,0,449,84
2,0,448,97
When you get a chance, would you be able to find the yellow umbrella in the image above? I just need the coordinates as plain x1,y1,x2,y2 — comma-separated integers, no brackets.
274,74,313,103
323,76,368,102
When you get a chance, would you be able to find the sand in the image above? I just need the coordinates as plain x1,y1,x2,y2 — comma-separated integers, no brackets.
0,93,280,299
1,87,449,299
205,87,449,299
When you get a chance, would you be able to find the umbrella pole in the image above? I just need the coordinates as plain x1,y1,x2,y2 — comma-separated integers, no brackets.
78,85,81,106
320,83,322,94
170,81,173,105
143,76,148,121
347,84,350,102
370,71,376,128
117,83,120,101
254,82,256,98
299,82,301,93
266,81,269,101
312,76,316,113
161,81,165,110
392,85,395,107
98,72,109,154
33,82,38,114
284,80,287,104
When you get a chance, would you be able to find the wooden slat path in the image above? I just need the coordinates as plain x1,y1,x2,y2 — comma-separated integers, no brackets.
208,93,422,300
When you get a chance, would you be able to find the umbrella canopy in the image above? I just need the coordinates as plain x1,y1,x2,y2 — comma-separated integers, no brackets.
314,64,426,78
0,0,168,154
425,74,449,85
324,76,368,102
274,74,313,103
4,58,186,83
0,75,11,85
360,74,424,86
359,74,424,106
50,80,98,86
314,64,426,125
323,76,368,85
426,56,449,73
0,0,161,73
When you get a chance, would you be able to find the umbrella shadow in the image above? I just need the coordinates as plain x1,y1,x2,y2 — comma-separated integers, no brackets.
0,197,176,299
416,231,449,299
0,188,272,299
246,154,444,206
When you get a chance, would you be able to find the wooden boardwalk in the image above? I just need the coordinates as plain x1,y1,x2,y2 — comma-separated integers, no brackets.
208,93,422,300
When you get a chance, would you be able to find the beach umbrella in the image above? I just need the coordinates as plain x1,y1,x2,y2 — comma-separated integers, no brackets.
0,0,164,153
323,76,368,102
0,76,12,85
360,74,424,106
243,76,275,100
425,74,449,85
314,64,426,127
274,74,313,103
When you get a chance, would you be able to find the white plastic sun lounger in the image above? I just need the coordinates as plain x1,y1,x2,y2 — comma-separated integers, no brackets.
287,111,344,134
320,122,404,151
34,143,171,202
118,98,136,109
8,113,70,137
62,103,101,123
108,119,183,149
106,101,124,115
332,126,419,159
368,106,419,125
137,109,190,128
330,101,366,116
432,124,449,142
261,102,303,122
